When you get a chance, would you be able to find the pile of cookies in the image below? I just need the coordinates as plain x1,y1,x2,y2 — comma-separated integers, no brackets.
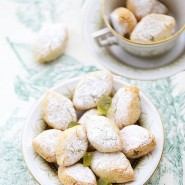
110,0,176,43
32,71,156,185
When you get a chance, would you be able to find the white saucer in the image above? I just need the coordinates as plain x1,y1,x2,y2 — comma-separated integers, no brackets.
82,0,185,80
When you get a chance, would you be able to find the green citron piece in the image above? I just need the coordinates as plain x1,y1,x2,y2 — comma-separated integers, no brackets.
97,95,112,115
83,152,94,167
67,121,80,128
97,178,112,185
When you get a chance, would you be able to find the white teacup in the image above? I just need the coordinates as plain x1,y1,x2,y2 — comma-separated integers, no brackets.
92,0,185,57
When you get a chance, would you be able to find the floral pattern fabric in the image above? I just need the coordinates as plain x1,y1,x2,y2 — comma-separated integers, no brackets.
0,0,184,184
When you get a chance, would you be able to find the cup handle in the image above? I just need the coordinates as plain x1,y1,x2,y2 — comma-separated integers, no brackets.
92,27,118,47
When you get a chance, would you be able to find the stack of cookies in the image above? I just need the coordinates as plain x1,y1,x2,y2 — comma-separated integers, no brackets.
110,0,176,43
32,71,156,185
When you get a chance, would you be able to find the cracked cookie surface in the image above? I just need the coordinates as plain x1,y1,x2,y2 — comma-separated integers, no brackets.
34,24,68,63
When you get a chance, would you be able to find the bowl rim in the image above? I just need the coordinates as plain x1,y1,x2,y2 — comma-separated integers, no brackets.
22,76,165,185
102,0,185,46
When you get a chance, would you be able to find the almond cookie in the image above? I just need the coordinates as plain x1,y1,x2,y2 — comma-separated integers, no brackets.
110,7,137,37
58,163,97,185
86,116,122,152
151,1,168,14
32,129,62,163
56,125,88,166
79,109,99,151
120,125,156,158
130,14,175,43
34,23,68,63
107,86,140,129
91,151,134,183
126,0,156,20
73,71,113,110
42,91,77,130
78,109,99,127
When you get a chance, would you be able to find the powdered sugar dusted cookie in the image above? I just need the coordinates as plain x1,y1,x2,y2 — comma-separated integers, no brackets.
130,14,175,43
107,86,140,129
78,109,99,127
126,0,156,20
151,1,168,14
120,125,156,158
110,7,137,37
32,129,62,163
42,91,77,130
73,71,113,110
86,116,122,152
91,151,134,183
56,125,88,166
58,163,97,185
79,109,99,151
34,24,68,63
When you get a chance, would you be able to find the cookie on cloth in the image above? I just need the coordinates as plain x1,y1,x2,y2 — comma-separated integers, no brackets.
34,23,68,63
130,14,175,43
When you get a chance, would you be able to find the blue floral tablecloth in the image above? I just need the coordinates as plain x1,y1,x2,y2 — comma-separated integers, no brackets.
0,0,184,184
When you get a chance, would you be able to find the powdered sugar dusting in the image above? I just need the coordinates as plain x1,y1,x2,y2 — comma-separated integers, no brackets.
120,125,153,152
86,116,122,152
44,91,77,130
131,14,175,43
151,1,168,14
107,87,140,128
78,109,99,127
92,151,129,171
33,129,62,157
63,163,96,183
91,151,134,183
110,11,129,36
127,0,155,19
56,125,88,166
35,24,67,57
73,71,113,110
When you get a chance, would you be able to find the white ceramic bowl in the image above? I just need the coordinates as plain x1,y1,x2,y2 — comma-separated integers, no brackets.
22,76,164,185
